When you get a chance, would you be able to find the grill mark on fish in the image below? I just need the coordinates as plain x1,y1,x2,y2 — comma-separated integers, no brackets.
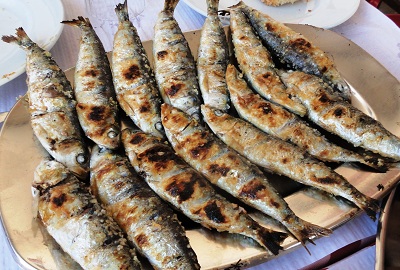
122,128,287,255
112,1,164,138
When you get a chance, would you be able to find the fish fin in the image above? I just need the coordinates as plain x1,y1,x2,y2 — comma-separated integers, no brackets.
360,197,380,221
61,16,91,28
295,220,332,245
228,0,245,9
115,0,129,22
257,228,287,255
206,0,219,15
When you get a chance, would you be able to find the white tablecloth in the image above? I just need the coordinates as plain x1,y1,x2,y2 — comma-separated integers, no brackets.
0,0,399,269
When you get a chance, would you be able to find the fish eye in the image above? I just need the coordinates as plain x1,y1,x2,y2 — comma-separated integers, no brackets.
108,130,119,139
214,110,223,117
155,122,164,131
76,153,88,164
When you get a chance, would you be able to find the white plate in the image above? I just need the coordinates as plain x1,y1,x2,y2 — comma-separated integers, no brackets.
0,0,64,87
182,0,360,29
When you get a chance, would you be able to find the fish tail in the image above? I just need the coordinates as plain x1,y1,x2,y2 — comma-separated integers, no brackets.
1,27,35,50
257,227,286,255
358,196,380,221
228,0,245,9
295,220,332,244
206,0,219,15
115,0,129,22
164,0,179,12
61,16,91,29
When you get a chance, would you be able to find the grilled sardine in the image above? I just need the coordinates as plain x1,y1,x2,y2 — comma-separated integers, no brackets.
32,159,142,270
112,1,164,138
161,103,331,244
122,128,287,255
226,64,386,170
279,70,400,161
62,17,120,149
230,1,351,100
197,0,230,112
2,28,89,179
229,8,306,116
202,104,380,220
153,0,202,121
90,145,200,270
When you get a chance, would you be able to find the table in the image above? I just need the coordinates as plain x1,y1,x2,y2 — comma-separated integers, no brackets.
0,0,399,269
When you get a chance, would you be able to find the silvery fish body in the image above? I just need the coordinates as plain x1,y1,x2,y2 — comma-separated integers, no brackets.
197,0,230,112
279,70,400,162
230,1,351,100
32,159,142,270
90,145,200,270
153,0,202,121
229,9,306,116
112,1,164,138
63,17,120,149
1,28,89,179
161,103,331,245
226,64,386,170
122,128,287,255
202,104,380,220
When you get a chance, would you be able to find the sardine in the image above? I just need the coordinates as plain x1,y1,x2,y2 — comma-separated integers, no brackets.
62,17,120,149
2,28,89,179
121,128,287,255
226,64,387,170
229,9,306,116
32,159,142,270
161,103,331,245
230,1,351,100
112,1,165,138
197,0,230,112
202,104,380,220
153,0,202,121
90,145,200,270
279,70,400,162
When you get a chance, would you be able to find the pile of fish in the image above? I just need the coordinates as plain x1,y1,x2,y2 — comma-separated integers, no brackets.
2,0,400,269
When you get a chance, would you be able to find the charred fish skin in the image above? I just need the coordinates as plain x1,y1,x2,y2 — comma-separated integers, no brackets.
153,0,202,121
2,28,89,180
161,103,331,244
229,8,306,117
32,159,142,270
231,1,351,100
122,128,287,255
201,105,380,220
226,64,387,171
62,17,121,149
90,146,200,270
279,70,400,162
197,0,230,112
112,1,165,139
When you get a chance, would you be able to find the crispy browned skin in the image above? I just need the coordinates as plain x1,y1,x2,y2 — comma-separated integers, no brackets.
2,28,89,179
153,0,202,121
90,145,200,270
161,103,331,245
230,1,351,100
112,1,165,138
33,159,142,270
279,70,400,162
62,17,120,149
226,64,387,170
202,104,380,220
122,128,287,255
